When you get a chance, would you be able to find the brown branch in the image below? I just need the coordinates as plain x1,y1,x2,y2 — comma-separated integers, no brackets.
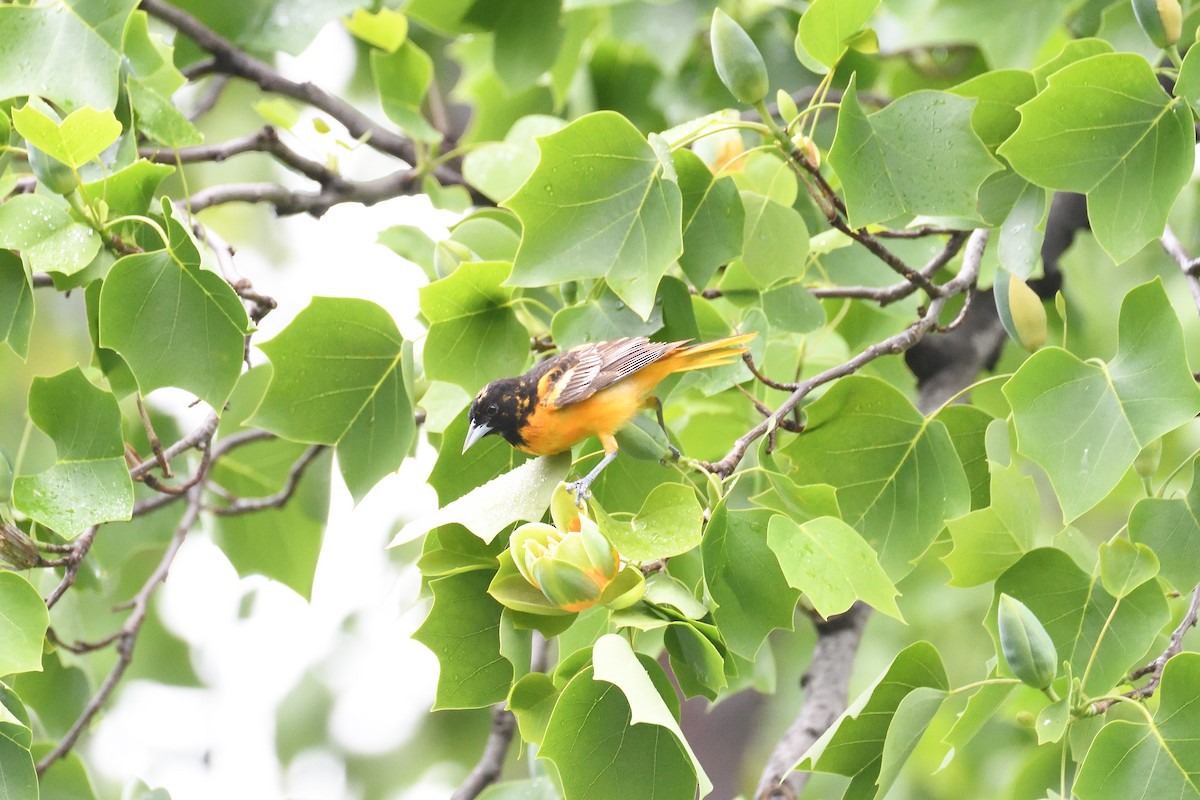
129,411,220,480
810,232,968,306
450,705,518,800
142,126,338,187
32,272,54,288
756,604,871,799
1160,226,1200,313
37,487,204,776
703,230,987,477
183,167,435,217
209,445,325,515
1089,583,1200,715
188,74,230,120
43,526,99,609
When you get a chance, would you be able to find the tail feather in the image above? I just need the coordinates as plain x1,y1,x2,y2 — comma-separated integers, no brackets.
671,332,756,373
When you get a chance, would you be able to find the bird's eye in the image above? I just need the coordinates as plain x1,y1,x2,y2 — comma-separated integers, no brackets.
487,403,499,415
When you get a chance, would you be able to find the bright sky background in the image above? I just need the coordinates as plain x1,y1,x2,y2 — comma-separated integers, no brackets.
86,22,459,800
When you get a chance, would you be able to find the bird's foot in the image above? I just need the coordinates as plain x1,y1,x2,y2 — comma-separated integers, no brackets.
660,444,683,466
568,478,593,506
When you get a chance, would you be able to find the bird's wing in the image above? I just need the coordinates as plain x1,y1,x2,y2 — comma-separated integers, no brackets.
544,337,690,407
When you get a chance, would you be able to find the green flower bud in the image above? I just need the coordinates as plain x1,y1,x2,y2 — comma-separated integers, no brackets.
711,9,769,105
995,269,1047,352
1132,0,1182,47
998,593,1058,690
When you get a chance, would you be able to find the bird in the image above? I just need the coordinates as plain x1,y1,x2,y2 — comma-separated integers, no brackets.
462,333,756,501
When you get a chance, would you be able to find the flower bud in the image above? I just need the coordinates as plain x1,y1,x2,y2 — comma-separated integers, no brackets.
995,269,1047,352
1132,0,1182,47
998,593,1058,690
711,9,769,105
0,522,40,570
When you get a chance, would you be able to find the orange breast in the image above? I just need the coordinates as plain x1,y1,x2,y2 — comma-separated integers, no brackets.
517,379,646,455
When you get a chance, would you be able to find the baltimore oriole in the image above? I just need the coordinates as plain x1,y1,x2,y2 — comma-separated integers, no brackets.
462,333,756,499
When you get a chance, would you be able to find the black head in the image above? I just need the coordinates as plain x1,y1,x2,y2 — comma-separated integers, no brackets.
463,378,527,453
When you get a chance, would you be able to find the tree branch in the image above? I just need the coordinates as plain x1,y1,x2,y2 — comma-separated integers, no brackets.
37,486,204,776
208,445,325,515
1161,225,1200,312
142,126,338,186
756,604,871,799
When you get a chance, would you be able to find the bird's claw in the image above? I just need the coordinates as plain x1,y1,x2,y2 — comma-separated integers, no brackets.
568,479,592,506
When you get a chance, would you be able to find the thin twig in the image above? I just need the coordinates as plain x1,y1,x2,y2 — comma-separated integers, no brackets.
810,232,968,305
188,74,230,120
128,412,220,480
37,487,204,776
1161,226,1200,312
209,445,325,515
142,126,339,186
450,706,518,800
44,526,99,609
136,394,172,477
704,230,987,477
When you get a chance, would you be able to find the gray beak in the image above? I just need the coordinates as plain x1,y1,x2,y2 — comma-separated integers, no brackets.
462,421,493,454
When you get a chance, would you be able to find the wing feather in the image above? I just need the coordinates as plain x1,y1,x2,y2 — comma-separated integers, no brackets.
547,337,689,407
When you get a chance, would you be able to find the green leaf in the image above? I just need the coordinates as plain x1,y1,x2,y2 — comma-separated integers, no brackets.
996,181,1048,280
81,160,175,219
940,678,1015,758
998,53,1194,263
128,76,203,147
942,462,1039,587
378,224,436,279
168,0,367,58
796,641,948,796
478,778,559,800
796,0,881,71
123,10,186,97
936,404,993,510
551,287,663,350
1098,538,1160,599
508,672,557,746
250,297,415,502
828,78,1001,229
12,367,133,537
0,194,101,276
463,115,567,204
949,69,1037,151
32,746,98,800
11,652,90,739
590,634,711,795
207,367,331,598
504,111,683,320
780,375,970,580
468,0,563,90
702,503,799,658
12,103,120,169
414,570,512,709
371,40,439,143
1075,653,1200,800
767,515,903,621
875,687,948,799
99,249,249,411
761,280,826,333
738,191,809,287
0,0,135,110
994,548,1168,696
595,483,702,562
0,572,48,676
1129,475,1200,592
0,729,36,800
1175,40,1200,114
418,261,529,391
391,453,571,547
674,148,744,290
663,621,727,700
0,250,33,358
343,7,408,51
1003,280,1200,520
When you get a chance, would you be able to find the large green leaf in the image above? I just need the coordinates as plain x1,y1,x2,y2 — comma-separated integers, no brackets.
702,503,799,659
0,572,48,677
796,642,948,798
0,728,36,800
767,515,903,621
418,260,529,391
99,249,250,411
781,375,970,580
540,634,708,799
1129,473,1200,592
11,103,121,170
993,548,1168,696
12,368,133,537
210,367,332,599
949,69,1038,152
468,0,563,90
828,79,1001,228
463,115,567,204
414,570,513,710
81,160,175,219
738,191,809,287
1003,280,1200,521
371,40,439,143
0,250,32,358
796,0,881,71
250,297,415,503
1075,653,1200,800
0,195,100,276
942,462,1039,587
936,404,993,510
595,483,703,562
0,0,135,110
998,53,1194,263
504,111,683,319
551,286,663,350
673,148,744,289
168,0,367,58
